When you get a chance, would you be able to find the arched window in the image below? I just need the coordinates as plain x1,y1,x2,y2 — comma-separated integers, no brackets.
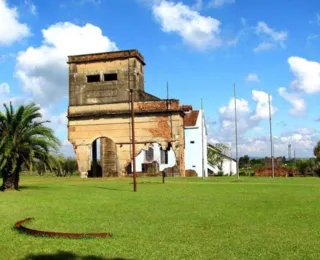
145,147,154,162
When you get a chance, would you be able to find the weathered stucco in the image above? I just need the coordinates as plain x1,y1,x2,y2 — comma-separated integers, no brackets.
67,49,190,177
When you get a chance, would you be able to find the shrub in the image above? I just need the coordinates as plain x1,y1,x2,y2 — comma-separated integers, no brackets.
185,170,198,177
217,171,224,176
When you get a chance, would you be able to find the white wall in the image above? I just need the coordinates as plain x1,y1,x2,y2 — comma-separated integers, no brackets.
208,158,237,176
133,143,176,172
184,110,208,177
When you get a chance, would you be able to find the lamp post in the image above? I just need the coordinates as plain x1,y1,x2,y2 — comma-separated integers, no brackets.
129,88,137,192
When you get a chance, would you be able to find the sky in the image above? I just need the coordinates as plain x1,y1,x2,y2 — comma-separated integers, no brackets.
0,0,319,158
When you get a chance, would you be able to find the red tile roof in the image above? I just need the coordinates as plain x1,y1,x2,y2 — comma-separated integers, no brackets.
184,110,199,127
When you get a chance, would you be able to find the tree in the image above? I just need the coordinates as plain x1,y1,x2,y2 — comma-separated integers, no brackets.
239,155,250,169
51,155,78,177
0,102,60,190
314,141,320,160
207,143,230,171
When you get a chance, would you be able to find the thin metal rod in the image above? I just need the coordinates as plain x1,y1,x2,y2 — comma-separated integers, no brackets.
167,81,174,177
130,89,137,192
201,98,205,180
268,93,275,178
234,83,239,179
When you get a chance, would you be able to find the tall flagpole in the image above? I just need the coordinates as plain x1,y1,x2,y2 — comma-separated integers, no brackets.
268,93,275,178
234,83,239,179
130,89,137,191
201,98,205,180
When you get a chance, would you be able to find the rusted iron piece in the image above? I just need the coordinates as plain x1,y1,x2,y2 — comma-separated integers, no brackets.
15,218,112,238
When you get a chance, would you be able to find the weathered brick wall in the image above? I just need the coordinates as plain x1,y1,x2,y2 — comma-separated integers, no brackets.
69,58,144,106
254,167,299,177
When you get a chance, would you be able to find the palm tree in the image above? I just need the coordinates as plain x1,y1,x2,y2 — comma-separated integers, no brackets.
0,102,60,190
314,141,320,160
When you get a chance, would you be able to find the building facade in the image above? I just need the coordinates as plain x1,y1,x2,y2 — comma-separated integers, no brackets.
184,110,208,177
67,50,191,178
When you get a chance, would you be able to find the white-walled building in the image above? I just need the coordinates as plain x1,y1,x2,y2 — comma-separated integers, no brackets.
207,145,237,176
184,110,208,177
131,109,236,177
134,143,176,172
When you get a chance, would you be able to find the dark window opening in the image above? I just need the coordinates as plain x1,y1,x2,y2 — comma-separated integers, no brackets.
146,147,154,162
161,149,168,164
87,74,100,83
190,141,195,144
104,73,118,81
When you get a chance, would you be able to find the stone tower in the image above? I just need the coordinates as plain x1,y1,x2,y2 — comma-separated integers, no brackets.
67,49,190,178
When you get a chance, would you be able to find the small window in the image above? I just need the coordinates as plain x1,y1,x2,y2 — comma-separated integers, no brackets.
190,141,195,144
87,74,100,83
146,147,154,162
161,149,168,164
104,73,118,81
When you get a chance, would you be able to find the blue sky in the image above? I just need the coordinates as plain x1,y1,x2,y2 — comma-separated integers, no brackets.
0,0,319,157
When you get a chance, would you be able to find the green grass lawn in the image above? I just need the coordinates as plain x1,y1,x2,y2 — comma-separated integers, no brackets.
1,176,320,260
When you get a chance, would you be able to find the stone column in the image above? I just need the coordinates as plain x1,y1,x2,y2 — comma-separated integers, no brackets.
100,138,118,177
75,145,90,178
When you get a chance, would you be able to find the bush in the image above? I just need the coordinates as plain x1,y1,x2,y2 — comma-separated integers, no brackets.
185,169,198,177
217,171,224,176
239,171,247,176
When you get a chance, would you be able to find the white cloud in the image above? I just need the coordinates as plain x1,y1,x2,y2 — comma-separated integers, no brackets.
0,82,10,96
60,139,75,157
256,22,288,44
193,0,202,10
0,82,30,107
209,90,278,156
0,0,30,45
24,0,36,15
152,0,221,49
278,87,305,116
210,0,235,8
251,90,276,120
288,57,320,94
16,22,117,106
77,0,101,5
254,22,288,52
240,17,246,26
246,73,260,83
254,42,275,53
309,13,320,26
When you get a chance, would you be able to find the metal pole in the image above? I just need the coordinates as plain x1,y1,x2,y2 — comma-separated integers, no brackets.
201,98,205,180
234,83,239,179
167,81,174,177
130,89,137,192
268,93,275,178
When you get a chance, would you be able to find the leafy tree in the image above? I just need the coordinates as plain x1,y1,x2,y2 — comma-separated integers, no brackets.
0,102,60,190
52,155,78,177
314,141,320,160
295,160,309,176
207,143,230,171
239,155,250,169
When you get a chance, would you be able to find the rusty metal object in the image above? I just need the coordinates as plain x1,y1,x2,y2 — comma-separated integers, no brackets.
15,218,112,238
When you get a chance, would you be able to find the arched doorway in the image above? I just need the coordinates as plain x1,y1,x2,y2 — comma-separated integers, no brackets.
90,137,118,177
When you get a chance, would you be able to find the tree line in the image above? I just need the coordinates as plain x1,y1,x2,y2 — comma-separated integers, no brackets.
207,142,320,177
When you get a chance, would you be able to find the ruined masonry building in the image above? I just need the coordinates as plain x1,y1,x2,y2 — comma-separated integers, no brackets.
67,49,193,178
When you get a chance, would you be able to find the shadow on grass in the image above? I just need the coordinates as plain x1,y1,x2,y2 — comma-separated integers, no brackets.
16,185,49,191
136,181,164,184
96,186,130,192
23,251,130,260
